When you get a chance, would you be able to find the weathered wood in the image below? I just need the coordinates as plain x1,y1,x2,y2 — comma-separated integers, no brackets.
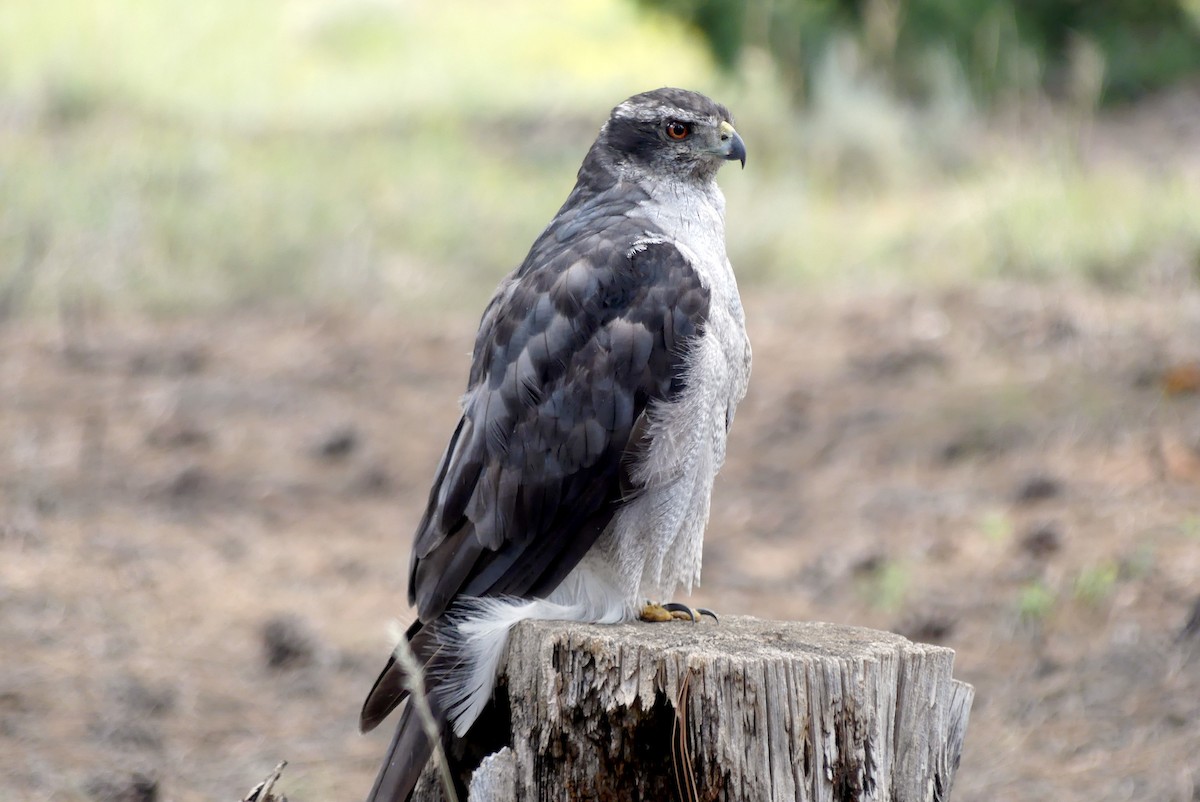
414,616,973,802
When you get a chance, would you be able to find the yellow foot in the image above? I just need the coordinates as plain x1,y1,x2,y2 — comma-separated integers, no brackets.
639,602,719,623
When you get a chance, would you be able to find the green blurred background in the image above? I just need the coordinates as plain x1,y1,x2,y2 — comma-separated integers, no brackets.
3,0,1199,315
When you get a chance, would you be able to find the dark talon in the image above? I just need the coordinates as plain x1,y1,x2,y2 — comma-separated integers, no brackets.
661,602,698,621
660,602,719,623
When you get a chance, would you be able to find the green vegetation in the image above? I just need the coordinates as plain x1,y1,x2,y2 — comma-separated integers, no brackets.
1181,516,1200,540
1,0,1199,315
1073,560,1120,607
978,511,1012,544
1016,580,1056,623
857,559,910,611
0,0,721,314
640,0,1200,104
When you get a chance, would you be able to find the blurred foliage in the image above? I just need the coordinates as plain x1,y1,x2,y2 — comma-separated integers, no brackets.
1,0,1199,316
978,511,1012,544
856,559,910,611
638,0,1200,104
1016,580,1056,624
1073,561,1119,607
0,0,721,314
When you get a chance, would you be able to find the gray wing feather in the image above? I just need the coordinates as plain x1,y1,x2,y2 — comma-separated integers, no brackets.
407,214,710,622
361,202,711,756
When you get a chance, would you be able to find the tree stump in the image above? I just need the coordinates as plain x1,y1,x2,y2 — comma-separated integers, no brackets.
413,616,973,802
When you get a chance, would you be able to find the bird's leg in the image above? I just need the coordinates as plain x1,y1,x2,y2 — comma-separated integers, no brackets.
639,601,719,623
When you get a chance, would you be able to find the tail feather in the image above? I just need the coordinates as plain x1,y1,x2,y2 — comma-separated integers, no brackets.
360,607,521,801
361,621,433,733
362,619,446,802
364,704,437,802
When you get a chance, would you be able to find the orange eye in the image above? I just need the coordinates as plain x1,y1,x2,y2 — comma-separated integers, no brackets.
665,121,690,140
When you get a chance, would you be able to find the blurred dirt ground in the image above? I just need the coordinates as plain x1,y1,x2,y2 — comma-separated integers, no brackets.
2,279,1199,801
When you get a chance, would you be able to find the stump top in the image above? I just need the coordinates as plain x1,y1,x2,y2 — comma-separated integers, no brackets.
515,615,947,662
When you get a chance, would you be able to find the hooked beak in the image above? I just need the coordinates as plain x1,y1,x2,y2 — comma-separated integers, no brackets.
718,120,746,169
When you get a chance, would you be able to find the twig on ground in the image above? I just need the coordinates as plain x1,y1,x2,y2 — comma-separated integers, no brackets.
242,761,288,802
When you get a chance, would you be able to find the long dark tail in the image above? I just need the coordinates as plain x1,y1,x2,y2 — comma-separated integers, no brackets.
361,621,443,802
361,620,431,732
364,703,438,802
360,619,511,801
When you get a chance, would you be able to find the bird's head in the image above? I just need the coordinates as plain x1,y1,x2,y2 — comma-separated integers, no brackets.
594,87,746,184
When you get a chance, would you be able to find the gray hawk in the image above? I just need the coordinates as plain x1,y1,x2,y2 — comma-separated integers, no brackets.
360,87,751,801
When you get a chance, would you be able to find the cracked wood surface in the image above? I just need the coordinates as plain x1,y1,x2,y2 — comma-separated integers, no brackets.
414,616,973,801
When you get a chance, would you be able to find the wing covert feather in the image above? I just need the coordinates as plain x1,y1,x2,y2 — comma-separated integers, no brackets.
408,227,709,621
